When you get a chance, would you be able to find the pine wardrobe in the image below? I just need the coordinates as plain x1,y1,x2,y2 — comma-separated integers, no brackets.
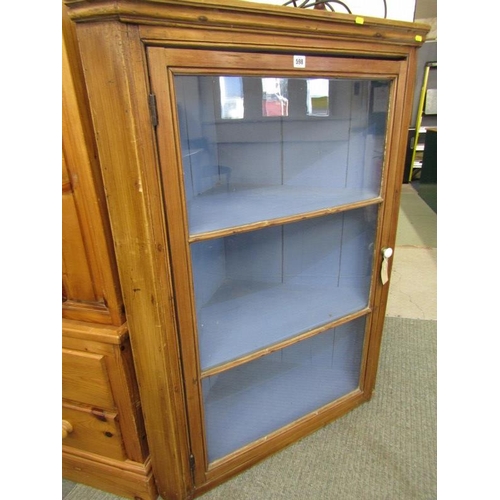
63,1,429,498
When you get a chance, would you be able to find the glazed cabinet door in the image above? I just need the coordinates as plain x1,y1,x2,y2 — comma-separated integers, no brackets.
148,48,405,486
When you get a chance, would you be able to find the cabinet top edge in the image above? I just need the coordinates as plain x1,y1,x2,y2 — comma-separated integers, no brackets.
63,0,430,46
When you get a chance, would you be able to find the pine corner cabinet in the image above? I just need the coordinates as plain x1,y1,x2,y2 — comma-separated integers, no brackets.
63,1,429,499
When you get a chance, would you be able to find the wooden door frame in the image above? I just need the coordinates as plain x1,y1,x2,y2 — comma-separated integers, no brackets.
147,45,414,490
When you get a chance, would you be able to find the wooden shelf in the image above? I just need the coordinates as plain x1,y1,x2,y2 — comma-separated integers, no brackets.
198,280,371,373
192,206,377,373
188,186,382,241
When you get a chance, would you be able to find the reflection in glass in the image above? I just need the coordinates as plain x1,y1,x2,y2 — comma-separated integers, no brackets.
307,78,329,116
262,78,289,116
219,76,244,119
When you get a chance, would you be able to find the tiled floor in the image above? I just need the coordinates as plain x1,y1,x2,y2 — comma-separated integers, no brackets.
386,182,437,320
63,182,437,499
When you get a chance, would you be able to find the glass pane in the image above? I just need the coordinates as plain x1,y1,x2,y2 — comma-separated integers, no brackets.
174,75,390,236
202,317,366,462
191,205,377,371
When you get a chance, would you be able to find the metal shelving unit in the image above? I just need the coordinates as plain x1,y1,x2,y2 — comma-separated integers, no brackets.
408,61,437,181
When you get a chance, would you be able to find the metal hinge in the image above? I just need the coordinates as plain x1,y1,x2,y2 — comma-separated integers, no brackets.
148,93,158,127
189,454,195,475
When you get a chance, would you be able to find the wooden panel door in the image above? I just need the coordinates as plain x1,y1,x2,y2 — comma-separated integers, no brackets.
62,6,124,326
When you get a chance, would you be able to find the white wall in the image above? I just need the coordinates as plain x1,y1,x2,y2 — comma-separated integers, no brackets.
242,0,416,22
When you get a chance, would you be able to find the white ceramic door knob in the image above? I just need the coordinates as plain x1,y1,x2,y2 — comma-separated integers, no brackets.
381,247,393,285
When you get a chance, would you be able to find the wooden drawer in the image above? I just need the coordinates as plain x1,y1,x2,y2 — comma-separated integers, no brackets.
63,403,126,461
62,348,115,409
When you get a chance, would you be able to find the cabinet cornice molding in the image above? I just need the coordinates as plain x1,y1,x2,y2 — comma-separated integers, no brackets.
64,0,429,47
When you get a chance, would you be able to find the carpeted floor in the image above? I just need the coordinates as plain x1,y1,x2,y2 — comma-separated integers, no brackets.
63,317,436,500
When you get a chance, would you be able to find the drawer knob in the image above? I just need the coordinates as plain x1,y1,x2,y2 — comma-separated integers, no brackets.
62,420,73,439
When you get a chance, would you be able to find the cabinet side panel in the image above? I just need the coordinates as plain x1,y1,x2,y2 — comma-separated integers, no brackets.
73,20,193,500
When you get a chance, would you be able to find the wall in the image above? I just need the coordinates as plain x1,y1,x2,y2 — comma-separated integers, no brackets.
414,0,436,18
242,0,416,22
